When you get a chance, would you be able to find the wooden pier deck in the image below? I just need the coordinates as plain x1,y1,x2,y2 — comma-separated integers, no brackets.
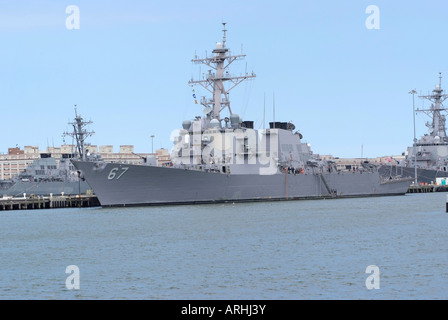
0,194,100,211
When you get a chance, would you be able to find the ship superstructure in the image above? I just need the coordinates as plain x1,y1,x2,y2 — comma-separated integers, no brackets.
380,73,448,184
407,73,448,170
63,106,97,161
172,23,314,175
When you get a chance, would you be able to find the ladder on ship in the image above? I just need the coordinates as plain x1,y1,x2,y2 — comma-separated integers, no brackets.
319,173,336,197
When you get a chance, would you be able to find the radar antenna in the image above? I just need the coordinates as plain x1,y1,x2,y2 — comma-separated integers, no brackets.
188,23,256,121
416,72,448,139
63,105,95,160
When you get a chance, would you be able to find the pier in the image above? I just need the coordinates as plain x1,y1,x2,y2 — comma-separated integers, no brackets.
407,184,448,193
0,194,100,211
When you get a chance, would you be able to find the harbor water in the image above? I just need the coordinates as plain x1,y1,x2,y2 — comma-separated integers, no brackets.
1,192,447,300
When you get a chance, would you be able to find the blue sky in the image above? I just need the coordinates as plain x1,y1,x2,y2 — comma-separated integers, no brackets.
0,0,447,158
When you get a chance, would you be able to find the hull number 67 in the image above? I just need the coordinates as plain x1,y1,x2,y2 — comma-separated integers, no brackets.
107,167,129,180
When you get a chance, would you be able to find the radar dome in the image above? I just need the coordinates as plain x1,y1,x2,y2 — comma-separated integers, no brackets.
182,120,192,130
230,114,240,128
230,114,240,122
210,119,220,128
216,42,223,49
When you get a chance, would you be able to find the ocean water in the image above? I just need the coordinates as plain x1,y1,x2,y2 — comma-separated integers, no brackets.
0,192,447,300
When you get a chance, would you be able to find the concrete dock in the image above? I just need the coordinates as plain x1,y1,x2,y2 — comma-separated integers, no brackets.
0,194,100,211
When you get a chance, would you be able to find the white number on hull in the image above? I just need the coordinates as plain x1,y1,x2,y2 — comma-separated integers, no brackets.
107,167,129,180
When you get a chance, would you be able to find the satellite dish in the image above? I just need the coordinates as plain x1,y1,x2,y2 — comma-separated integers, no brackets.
203,107,212,115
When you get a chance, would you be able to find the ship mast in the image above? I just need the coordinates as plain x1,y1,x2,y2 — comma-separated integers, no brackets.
63,105,95,160
417,72,448,140
188,22,256,122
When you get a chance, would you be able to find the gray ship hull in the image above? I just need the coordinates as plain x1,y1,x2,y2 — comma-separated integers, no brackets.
1,180,90,197
73,161,412,207
0,180,14,191
379,165,448,185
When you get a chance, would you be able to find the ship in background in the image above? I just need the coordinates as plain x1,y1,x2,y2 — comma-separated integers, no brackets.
379,73,448,185
0,179,13,192
2,156,89,197
1,108,166,197
72,23,412,207
0,108,94,197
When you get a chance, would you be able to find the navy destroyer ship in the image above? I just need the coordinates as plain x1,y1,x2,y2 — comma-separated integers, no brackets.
1,109,93,197
72,23,412,207
379,73,448,185
1,156,89,197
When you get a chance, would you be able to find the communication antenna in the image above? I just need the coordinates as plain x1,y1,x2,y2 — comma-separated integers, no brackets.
263,92,266,130
417,72,448,138
63,105,95,160
188,22,256,120
273,92,276,128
